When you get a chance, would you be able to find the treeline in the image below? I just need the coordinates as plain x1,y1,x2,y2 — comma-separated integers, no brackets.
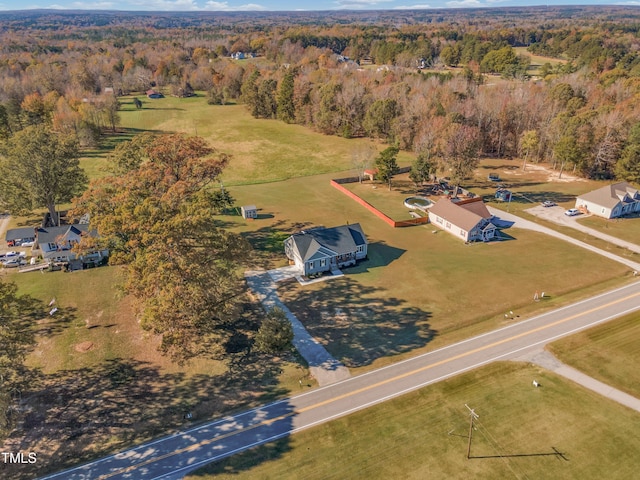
1,8,640,181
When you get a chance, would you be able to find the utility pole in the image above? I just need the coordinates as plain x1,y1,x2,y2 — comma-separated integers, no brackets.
465,404,479,459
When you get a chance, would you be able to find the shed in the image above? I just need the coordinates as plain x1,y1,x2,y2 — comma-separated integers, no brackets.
495,189,512,202
241,205,258,219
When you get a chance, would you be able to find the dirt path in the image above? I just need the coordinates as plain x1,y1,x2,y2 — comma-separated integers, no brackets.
0,214,10,253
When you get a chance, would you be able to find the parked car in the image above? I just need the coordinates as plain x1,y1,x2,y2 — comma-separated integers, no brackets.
2,258,26,268
541,201,557,207
565,208,581,216
20,241,35,247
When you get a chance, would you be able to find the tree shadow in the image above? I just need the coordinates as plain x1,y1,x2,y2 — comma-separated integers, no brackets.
188,437,292,477
82,128,167,158
32,306,77,338
278,277,435,368
4,351,294,480
240,221,314,269
513,190,576,204
349,241,406,272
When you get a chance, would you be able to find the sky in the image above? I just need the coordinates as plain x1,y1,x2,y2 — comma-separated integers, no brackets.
0,0,637,13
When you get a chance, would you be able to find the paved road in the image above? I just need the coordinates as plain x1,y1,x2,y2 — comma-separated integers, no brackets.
39,280,640,480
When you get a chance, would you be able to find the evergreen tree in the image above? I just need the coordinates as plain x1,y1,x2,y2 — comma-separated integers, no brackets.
276,70,296,124
254,307,294,355
375,145,400,191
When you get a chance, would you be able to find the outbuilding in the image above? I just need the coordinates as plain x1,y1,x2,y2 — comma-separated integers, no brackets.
241,205,258,219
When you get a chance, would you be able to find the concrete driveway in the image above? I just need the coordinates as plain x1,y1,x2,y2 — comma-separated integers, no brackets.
245,269,351,386
488,207,640,272
525,205,640,255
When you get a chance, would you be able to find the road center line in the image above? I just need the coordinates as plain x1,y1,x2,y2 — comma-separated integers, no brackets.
98,289,640,479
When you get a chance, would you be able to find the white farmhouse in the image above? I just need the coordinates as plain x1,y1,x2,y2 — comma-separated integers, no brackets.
575,182,640,219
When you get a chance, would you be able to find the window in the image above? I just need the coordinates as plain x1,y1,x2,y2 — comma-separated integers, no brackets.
460,229,465,236
436,217,443,224
307,262,314,271
356,245,364,253
446,222,451,229
320,259,326,267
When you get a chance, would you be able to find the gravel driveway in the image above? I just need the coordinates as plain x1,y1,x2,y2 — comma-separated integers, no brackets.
525,205,640,255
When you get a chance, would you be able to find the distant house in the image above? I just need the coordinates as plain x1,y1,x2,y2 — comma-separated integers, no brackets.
359,56,373,65
231,52,245,60
284,224,368,276
34,225,108,264
575,182,640,219
241,205,257,219
5,227,36,247
146,90,164,99
428,198,496,242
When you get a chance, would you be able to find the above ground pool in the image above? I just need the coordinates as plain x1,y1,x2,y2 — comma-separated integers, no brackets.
404,196,433,211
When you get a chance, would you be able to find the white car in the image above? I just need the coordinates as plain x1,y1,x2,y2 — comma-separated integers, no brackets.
2,258,26,268
564,208,581,216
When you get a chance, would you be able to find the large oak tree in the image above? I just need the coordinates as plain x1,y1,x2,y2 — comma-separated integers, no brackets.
73,134,250,363
0,125,87,225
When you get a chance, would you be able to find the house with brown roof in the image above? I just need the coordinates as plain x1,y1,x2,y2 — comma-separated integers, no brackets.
428,197,496,242
575,182,640,219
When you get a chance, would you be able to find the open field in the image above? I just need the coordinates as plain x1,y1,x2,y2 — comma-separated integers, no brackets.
549,312,640,398
222,172,631,371
2,267,308,480
515,46,567,76
117,96,415,186
188,362,640,480
471,158,602,215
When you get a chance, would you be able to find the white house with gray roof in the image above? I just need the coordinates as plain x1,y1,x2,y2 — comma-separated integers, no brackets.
575,182,640,219
284,224,368,276
34,224,108,263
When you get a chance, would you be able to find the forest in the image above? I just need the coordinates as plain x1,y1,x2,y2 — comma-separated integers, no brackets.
1,6,640,182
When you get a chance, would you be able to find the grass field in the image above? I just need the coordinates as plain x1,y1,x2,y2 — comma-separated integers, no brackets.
3,267,308,480
187,362,640,480
342,174,427,221
549,312,640,398
576,214,640,247
116,95,414,186
514,47,566,76
220,172,631,371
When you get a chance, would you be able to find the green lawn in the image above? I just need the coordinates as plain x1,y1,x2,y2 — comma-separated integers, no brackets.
188,362,640,480
220,173,630,371
576,214,640,247
549,312,640,398
117,95,414,186
4,267,308,480
342,174,427,221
